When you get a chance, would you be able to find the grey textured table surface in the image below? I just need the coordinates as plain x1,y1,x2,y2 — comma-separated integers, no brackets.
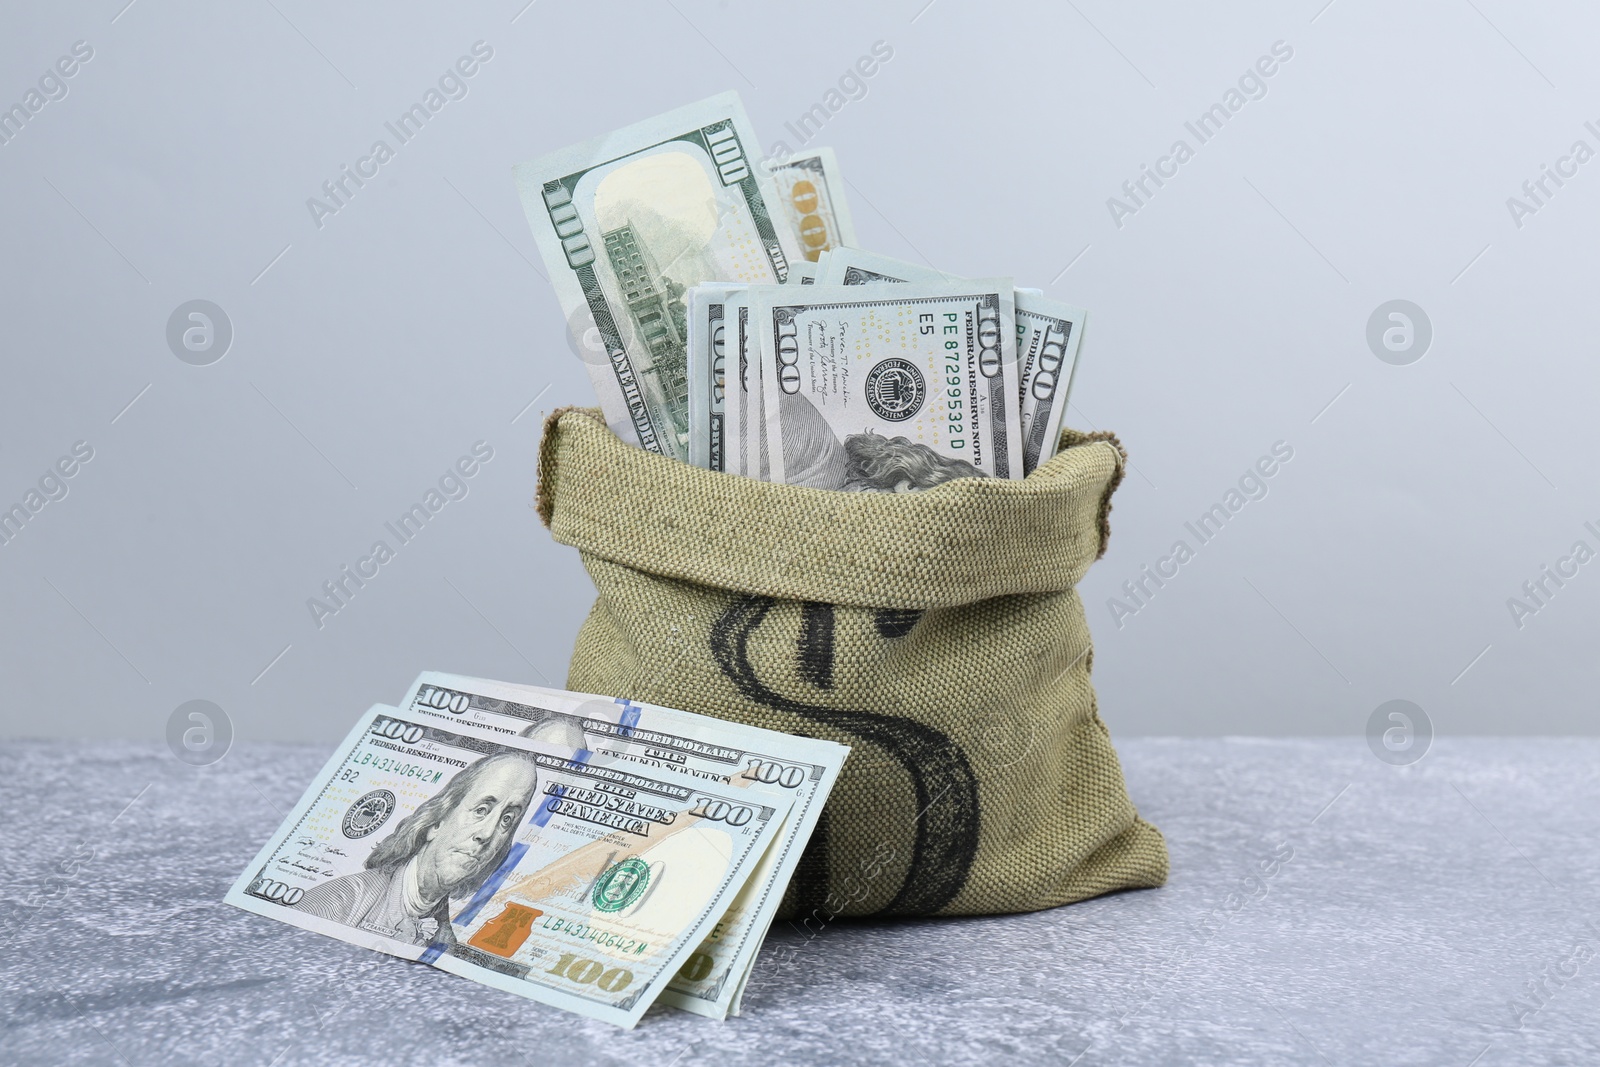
2,738,1596,1067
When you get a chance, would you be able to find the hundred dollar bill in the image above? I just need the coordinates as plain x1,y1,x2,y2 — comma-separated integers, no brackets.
1013,292,1086,472
766,148,858,262
722,290,769,480
746,290,774,480
723,292,745,476
397,673,849,1019
753,280,1023,489
724,301,745,477
818,250,1086,473
225,704,793,1029
686,285,742,471
514,92,804,461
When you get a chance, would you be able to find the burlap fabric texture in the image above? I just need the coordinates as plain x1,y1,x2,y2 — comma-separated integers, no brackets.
536,407,1167,920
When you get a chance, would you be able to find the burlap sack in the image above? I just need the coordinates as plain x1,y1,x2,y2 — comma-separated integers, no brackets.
536,407,1167,920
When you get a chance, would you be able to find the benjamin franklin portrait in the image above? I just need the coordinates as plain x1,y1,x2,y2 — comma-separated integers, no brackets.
297,753,540,947
776,389,983,492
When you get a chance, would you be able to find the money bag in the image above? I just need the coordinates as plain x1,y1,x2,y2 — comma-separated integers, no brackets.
536,407,1167,920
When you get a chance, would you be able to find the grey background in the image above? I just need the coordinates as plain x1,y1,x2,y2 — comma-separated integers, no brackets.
2,0,1596,743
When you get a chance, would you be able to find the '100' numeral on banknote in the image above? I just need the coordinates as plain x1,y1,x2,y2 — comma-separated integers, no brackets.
396,672,849,1020
515,92,805,461
225,703,798,1028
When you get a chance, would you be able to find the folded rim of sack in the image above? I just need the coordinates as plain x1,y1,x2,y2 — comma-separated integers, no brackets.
538,406,1127,610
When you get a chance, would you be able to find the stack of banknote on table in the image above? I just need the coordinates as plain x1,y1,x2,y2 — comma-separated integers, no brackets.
515,91,1088,492
226,673,849,1027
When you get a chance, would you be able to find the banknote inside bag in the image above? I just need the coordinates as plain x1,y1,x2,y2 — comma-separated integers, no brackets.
536,406,1168,921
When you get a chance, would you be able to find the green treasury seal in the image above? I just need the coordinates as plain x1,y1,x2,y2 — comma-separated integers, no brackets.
592,856,651,913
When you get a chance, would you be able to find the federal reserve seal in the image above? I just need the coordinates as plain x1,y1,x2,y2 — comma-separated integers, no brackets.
342,789,397,839
864,358,925,422
592,857,652,913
